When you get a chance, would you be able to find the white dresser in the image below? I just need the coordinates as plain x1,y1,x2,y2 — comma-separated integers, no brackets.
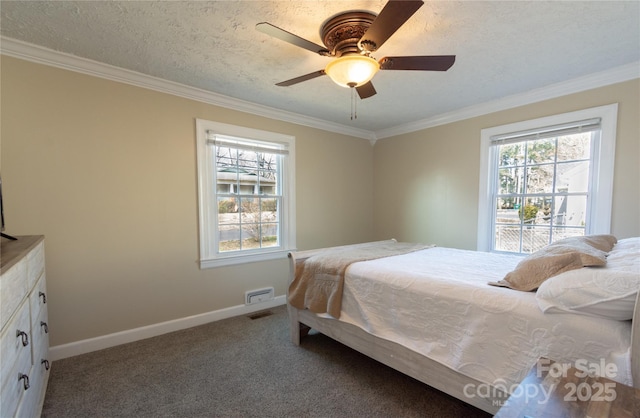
1,236,50,418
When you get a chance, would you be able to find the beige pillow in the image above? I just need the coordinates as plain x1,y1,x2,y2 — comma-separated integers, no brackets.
489,239,608,291
555,234,617,252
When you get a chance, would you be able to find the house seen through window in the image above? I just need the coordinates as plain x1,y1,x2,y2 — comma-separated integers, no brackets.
478,104,617,254
196,119,295,268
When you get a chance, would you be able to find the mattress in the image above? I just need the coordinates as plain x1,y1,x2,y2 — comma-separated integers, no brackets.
337,247,632,390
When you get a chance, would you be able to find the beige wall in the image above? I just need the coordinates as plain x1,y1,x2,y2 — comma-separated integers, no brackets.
0,56,374,346
373,79,640,248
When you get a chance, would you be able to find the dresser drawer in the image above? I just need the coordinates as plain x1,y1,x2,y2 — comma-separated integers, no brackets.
31,308,50,365
26,241,45,290
0,260,28,331
29,275,48,325
16,352,48,418
0,343,32,418
15,375,40,418
0,302,32,391
33,336,51,377
21,342,51,418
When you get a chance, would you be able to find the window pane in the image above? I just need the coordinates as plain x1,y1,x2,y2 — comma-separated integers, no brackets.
520,196,552,225
498,143,525,167
257,170,277,195
555,195,587,227
555,161,589,193
216,147,237,169
498,168,524,194
219,236,240,252
238,184,254,194
495,225,521,252
239,196,258,250
218,197,240,252
496,198,521,223
240,225,259,248
557,133,591,162
527,138,555,164
525,164,554,194
240,197,259,221
217,147,239,193
520,199,542,226
260,198,279,247
261,197,277,212
521,227,550,253
218,197,238,223
237,150,257,171
261,223,278,248
218,224,241,252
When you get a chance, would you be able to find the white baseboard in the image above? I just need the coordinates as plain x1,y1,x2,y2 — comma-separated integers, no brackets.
49,295,286,361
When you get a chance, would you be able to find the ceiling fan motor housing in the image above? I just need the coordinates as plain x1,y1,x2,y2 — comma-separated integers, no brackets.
321,11,377,57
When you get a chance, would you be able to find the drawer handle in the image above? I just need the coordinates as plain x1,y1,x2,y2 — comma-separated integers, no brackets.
18,373,30,391
39,292,47,304
41,359,50,371
41,321,49,333
16,330,29,347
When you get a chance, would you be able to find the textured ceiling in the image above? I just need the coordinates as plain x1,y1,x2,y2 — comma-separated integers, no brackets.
1,1,639,135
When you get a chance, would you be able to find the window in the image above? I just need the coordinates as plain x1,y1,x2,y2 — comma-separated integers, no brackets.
477,104,618,253
196,119,295,268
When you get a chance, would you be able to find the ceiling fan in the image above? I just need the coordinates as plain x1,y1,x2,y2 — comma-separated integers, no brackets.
256,0,455,100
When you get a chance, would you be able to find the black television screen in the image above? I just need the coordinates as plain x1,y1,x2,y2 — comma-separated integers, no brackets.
0,175,5,231
0,175,18,240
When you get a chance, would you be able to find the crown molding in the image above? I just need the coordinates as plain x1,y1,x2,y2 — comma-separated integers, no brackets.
0,36,376,142
2,36,637,144
375,61,640,139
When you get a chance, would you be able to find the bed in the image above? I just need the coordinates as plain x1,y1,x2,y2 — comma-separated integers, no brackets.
287,236,640,414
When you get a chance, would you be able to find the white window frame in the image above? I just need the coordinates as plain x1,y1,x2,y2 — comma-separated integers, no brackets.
477,103,618,252
195,119,296,268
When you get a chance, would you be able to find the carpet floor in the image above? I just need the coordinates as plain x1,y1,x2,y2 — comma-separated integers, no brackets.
42,305,491,417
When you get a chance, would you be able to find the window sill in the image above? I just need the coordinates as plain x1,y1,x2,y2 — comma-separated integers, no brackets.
199,249,292,269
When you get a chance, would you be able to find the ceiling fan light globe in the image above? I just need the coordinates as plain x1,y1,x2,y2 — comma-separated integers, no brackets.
324,55,380,88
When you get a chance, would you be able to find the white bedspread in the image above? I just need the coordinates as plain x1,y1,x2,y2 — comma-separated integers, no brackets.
338,247,632,390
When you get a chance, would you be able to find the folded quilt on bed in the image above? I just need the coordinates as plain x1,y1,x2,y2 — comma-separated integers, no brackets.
289,241,433,318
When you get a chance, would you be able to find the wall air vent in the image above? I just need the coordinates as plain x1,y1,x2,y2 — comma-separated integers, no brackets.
245,287,275,305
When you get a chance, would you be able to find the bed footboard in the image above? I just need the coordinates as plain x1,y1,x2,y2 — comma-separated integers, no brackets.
286,240,395,345
286,303,310,345
289,304,506,414
287,304,301,345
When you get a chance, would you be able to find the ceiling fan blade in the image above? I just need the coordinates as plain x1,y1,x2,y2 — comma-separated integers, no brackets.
356,82,377,99
276,70,326,87
360,0,424,51
379,55,456,71
256,22,330,56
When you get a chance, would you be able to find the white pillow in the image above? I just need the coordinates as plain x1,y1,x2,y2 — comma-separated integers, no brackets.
536,240,639,320
613,236,640,252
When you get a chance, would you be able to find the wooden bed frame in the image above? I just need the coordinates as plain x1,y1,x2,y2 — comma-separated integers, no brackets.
287,247,640,415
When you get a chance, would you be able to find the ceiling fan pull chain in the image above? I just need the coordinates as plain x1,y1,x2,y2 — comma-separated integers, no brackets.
350,86,357,120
